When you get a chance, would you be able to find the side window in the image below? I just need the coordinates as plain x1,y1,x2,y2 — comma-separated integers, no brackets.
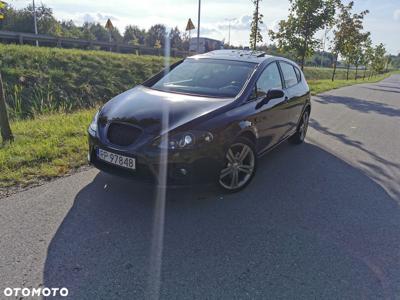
280,62,298,88
255,63,282,97
294,66,301,83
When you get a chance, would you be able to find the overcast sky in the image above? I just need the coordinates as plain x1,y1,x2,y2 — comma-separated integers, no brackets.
10,0,400,54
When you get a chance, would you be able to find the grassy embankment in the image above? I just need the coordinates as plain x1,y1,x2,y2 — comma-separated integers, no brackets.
0,45,396,189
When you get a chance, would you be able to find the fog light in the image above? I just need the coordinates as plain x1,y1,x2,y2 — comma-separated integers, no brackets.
178,134,193,148
180,168,188,176
204,132,213,143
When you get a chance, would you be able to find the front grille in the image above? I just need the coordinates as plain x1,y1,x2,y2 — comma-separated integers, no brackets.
107,122,142,146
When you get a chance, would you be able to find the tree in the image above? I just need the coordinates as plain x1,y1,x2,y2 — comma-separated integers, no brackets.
146,24,166,48
169,27,183,50
0,4,13,143
123,25,146,45
181,31,190,51
249,0,263,50
109,27,123,43
269,0,336,70
154,40,162,49
60,20,84,39
390,54,400,70
0,71,13,143
346,30,370,80
360,37,373,80
81,22,96,41
385,55,392,72
34,4,62,36
84,22,109,41
371,43,387,75
0,4,61,36
331,1,369,81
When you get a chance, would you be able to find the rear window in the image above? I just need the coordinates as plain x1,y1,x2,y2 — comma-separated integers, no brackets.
294,66,302,82
279,62,298,88
151,59,256,98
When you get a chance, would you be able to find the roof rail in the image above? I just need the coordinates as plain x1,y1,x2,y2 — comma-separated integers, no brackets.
256,52,267,57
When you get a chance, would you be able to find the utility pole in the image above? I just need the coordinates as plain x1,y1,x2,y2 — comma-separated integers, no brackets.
225,18,235,47
196,0,201,53
32,0,38,46
320,26,330,68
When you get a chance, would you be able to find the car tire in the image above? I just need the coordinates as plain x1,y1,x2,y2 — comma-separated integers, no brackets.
218,136,257,193
289,109,310,145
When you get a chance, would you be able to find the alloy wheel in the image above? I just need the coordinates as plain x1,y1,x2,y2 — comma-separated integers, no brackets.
219,142,255,191
299,111,309,141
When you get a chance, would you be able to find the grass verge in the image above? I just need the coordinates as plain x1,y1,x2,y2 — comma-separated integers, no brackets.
0,72,398,191
308,72,396,95
0,109,95,188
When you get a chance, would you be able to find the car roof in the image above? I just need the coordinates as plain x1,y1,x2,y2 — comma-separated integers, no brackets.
189,49,274,63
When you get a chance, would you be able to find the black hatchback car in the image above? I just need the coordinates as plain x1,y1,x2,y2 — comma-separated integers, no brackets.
88,50,311,192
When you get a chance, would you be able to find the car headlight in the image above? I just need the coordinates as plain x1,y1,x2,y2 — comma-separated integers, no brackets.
154,131,214,149
88,111,99,135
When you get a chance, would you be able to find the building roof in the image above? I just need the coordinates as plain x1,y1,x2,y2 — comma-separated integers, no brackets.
190,49,274,63
189,37,222,43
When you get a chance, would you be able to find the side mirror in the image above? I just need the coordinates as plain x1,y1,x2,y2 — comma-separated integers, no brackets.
255,89,285,109
265,89,285,101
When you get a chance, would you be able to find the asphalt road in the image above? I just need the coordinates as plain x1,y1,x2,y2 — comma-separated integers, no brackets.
1,75,400,299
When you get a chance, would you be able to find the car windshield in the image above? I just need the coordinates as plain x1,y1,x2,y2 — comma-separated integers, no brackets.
151,58,257,98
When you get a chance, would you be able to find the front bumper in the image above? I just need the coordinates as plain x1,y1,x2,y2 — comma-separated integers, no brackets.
88,133,225,185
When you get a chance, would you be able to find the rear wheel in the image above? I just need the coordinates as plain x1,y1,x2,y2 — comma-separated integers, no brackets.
290,109,310,144
218,137,257,192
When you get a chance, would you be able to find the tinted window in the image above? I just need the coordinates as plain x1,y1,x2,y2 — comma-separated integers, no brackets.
280,62,298,88
255,63,282,97
294,67,301,82
151,59,256,98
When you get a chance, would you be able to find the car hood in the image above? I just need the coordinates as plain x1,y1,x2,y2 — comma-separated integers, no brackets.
100,86,234,135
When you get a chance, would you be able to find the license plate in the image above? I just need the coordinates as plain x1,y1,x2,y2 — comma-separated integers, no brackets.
97,149,136,170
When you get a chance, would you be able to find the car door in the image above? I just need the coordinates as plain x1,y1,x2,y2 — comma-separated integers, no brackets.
251,62,290,152
278,61,305,136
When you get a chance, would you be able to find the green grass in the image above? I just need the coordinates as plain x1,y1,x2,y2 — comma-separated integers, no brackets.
308,72,395,95
0,109,95,188
0,44,174,119
303,66,359,81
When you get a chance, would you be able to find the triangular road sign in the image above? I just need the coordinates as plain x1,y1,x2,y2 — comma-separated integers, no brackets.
186,18,195,31
105,19,114,30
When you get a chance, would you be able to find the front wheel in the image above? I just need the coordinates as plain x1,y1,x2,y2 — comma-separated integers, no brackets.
218,137,257,192
289,109,310,144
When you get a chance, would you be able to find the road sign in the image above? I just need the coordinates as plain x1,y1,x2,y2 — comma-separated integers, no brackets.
186,18,195,31
105,19,114,30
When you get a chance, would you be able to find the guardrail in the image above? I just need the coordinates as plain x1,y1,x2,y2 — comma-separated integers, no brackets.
0,30,190,58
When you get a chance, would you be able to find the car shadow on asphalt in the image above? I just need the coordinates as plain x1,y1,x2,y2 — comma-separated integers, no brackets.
309,118,400,201
43,142,400,299
314,95,400,118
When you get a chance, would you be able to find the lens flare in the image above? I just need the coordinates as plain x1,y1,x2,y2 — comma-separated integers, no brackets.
146,32,171,300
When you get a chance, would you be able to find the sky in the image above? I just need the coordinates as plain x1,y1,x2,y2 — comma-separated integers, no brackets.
10,0,400,54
